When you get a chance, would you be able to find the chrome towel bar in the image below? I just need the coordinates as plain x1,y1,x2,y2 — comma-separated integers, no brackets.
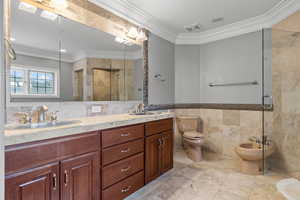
209,81,258,87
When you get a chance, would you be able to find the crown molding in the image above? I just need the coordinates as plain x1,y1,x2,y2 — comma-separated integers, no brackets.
89,0,300,45
176,0,300,44
88,0,177,43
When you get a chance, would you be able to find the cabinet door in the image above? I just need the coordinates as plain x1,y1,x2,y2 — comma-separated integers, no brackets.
160,131,173,174
5,162,59,200
145,134,161,183
61,152,100,200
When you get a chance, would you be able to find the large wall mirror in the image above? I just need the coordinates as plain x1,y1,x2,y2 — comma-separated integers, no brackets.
8,0,144,102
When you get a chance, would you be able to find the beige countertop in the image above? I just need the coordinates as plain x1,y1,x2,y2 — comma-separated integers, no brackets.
5,111,174,146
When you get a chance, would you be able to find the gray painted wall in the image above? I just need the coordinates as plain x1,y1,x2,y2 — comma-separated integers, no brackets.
10,54,74,102
148,33,175,104
199,31,263,104
175,31,272,104
175,45,201,103
0,0,5,198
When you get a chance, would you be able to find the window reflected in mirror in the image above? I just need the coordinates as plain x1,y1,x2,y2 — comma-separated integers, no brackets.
9,0,144,102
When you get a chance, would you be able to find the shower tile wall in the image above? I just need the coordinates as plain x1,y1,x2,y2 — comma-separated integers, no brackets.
266,29,300,174
72,58,136,101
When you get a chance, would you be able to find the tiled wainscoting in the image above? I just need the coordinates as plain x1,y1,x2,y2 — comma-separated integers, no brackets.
173,109,263,161
174,108,300,177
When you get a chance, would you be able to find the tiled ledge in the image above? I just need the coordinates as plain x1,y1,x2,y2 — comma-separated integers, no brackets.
147,103,271,111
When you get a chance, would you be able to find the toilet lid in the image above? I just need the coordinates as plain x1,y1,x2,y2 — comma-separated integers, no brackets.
183,131,204,140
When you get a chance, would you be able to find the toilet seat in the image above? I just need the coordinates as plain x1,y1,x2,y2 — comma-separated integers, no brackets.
183,131,204,140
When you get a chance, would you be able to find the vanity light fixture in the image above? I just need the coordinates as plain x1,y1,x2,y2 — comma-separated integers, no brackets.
18,1,37,14
49,0,69,9
115,36,125,44
126,27,147,41
136,29,147,41
127,27,139,39
40,10,58,21
114,36,133,46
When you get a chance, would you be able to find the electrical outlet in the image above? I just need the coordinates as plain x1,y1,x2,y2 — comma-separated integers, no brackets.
91,105,102,113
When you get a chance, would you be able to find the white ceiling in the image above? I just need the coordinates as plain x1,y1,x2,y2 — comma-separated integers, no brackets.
90,0,300,44
11,0,142,62
126,0,281,33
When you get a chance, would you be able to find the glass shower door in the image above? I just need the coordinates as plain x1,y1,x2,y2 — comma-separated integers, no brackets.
263,27,300,175
262,28,273,174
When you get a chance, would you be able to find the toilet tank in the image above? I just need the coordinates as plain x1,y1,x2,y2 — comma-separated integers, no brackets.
176,116,202,133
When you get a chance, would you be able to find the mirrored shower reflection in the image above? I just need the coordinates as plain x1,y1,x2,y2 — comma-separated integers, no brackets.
9,0,144,102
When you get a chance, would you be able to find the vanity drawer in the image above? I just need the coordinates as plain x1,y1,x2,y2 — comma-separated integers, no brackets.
102,139,144,166
102,152,144,189
102,171,144,200
102,124,144,148
145,118,173,136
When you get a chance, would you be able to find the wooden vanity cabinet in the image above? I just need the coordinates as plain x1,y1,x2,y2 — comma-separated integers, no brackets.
60,152,100,200
145,119,173,184
5,118,174,200
5,132,100,200
5,162,60,200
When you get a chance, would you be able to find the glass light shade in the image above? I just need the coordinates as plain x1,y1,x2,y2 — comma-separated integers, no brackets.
127,27,138,39
137,30,147,41
49,0,69,9
18,2,37,14
40,10,58,21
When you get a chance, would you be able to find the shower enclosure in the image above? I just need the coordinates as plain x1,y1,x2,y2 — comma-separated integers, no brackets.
262,26,300,176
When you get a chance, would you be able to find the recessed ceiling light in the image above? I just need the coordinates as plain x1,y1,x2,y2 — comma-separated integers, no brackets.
60,49,67,53
40,10,58,21
18,2,37,14
212,17,224,23
184,23,201,32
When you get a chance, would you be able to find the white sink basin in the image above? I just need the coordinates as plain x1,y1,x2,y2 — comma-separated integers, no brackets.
6,120,82,130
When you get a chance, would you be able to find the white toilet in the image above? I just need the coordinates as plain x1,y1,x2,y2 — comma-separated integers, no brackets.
176,116,205,162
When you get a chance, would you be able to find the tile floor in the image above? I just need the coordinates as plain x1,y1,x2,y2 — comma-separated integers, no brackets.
126,150,288,200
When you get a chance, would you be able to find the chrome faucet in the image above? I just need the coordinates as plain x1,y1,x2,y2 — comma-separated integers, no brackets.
35,105,49,123
136,103,145,114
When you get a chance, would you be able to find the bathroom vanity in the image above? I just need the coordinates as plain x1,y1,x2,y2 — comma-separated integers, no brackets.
4,115,174,200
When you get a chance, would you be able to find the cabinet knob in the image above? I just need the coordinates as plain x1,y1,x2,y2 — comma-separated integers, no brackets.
121,148,130,153
52,173,57,191
121,166,131,172
64,170,68,187
121,133,130,137
121,186,131,193
158,138,162,146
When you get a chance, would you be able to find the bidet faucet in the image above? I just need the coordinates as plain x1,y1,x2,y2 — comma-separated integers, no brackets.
249,136,271,146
